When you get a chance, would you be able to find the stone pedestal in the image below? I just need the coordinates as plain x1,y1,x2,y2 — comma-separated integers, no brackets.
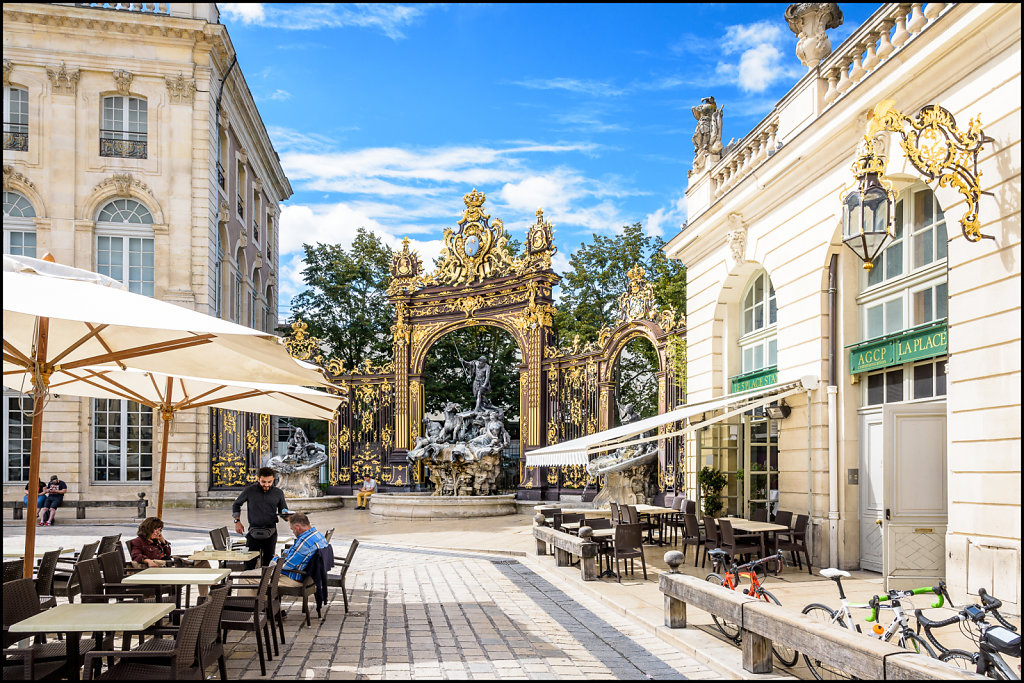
369,492,516,519
277,468,322,499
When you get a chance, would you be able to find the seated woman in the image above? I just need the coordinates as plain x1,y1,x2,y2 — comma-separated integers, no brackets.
130,517,211,594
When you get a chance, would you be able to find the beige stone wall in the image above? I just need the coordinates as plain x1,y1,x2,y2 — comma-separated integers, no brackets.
3,3,289,509
668,3,1020,609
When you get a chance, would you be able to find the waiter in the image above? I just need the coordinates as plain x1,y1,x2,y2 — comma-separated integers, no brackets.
232,467,290,566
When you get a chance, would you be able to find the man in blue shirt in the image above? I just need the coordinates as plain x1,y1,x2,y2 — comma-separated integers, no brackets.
234,512,326,593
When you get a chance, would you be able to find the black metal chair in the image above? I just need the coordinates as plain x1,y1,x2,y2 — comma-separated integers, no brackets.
719,518,763,562
601,523,647,582
779,513,812,574
328,539,359,614
222,564,274,676
680,513,704,566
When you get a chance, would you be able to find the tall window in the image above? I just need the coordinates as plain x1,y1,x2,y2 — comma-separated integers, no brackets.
3,191,37,256
252,193,261,245
3,86,29,151
96,199,155,296
265,284,274,332
214,230,224,318
92,398,153,482
250,271,260,329
100,95,147,159
3,393,32,483
234,248,244,324
236,163,246,220
739,271,777,373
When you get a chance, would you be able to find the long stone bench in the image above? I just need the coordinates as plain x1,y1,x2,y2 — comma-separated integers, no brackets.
533,524,600,581
659,571,985,679
6,493,148,520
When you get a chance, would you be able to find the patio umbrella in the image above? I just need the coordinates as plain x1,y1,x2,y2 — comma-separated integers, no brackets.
5,366,345,518
2,254,334,577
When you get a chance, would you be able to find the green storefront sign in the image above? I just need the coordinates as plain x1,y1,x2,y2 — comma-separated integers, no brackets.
848,319,947,374
729,366,778,393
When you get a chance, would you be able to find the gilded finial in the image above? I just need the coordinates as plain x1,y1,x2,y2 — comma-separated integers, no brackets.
464,188,486,208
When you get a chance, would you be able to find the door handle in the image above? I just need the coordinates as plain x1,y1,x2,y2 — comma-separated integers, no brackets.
885,508,890,520
875,519,882,526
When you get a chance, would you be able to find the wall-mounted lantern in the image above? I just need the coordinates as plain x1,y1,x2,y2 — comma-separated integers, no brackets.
842,139,894,270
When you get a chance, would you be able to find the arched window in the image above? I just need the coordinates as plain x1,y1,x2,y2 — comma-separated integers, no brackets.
3,191,37,257
739,271,777,374
264,284,274,332
95,199,155,296
3,86,29,152
250,270,261,329
100,95,147,159
234,247,244,324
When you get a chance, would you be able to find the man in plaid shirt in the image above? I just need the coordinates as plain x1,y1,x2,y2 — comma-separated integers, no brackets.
235,512,326,592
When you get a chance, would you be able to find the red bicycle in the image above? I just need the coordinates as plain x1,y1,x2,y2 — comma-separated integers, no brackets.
706,548,798,666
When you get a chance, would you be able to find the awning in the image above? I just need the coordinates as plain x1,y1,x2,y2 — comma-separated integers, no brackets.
525,375,818,467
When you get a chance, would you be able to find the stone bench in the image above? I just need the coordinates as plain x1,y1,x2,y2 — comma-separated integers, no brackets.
533,523,600,581
659,571,985,679
6,493,148,520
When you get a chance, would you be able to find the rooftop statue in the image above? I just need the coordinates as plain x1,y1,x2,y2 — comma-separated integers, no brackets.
692,96,724,158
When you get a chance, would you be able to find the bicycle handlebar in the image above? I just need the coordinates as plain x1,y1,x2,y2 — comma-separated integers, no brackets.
866,585,943,622
978,588,1018,632
915,608,961,630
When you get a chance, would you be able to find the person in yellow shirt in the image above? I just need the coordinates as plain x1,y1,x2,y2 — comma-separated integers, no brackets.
355,474,377,510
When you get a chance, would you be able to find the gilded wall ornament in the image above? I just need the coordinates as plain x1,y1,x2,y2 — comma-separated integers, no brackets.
283,320,325,365
165,72,196,104
46,62,80,96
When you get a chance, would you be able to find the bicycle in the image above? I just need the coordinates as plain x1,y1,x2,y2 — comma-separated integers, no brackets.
917,587,1021,680
801,568,940,680
705,548,799,667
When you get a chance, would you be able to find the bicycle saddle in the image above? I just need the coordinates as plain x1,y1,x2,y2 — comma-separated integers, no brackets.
819,568,850,579
707,548,730,559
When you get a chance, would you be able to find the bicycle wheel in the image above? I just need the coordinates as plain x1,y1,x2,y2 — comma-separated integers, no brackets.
705,573,740,641
801,603,853,680
759,589,799,667
940,650,979,673
898,630,937,658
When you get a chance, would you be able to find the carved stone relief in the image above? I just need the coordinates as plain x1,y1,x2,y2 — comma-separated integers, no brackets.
112,69,134,96
165,72,196,104
46,62,80,96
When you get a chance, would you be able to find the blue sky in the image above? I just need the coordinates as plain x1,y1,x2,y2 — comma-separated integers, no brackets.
218,3,875,318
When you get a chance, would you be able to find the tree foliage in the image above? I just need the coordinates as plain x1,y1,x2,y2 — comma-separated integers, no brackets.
289,228,394,368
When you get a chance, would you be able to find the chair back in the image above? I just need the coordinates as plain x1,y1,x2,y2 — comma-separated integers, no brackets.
97,534,120,556
608,502,620,524
561,513,585,528
793,514,809,537
672,496,684,511
2,560,22,584
613,523,643,550
585,517,612,530
254,563,273,611
3,578,42,647
336,539,359,580
199,586,228,665
77,540,100,563
551,511,564,532
774,510,793,528
210,527,228,551
267,556,284,607
719,518,736,546
173,602,208,679
703,515,720,545
623,505,640,525
98,551,125,585
34,548,62,597
752,508,768,523
76,558,104,599
683,513,700,539
324,528,335,544
115,538,129,567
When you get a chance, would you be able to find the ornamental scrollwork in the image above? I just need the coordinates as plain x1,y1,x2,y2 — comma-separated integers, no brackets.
283,320,325,365
864,100,994,242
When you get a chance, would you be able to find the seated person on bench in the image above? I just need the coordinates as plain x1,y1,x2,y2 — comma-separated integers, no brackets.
39,475,67,526
234,512,327,595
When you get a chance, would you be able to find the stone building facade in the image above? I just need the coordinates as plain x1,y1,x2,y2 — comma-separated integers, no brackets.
2,2,291,508
666,3,1020,611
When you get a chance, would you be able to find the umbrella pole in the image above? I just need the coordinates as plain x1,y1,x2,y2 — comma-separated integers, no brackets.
156,377,174,519
23,317,49,579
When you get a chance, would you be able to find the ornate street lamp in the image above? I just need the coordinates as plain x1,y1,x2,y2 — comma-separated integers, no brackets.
842,139,894,270
842,100,994,269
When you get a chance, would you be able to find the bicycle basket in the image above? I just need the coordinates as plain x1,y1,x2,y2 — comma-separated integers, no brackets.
986,626,1021,658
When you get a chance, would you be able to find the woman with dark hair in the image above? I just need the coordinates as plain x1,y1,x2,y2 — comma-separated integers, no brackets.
23,479,45,511
129,517,211,593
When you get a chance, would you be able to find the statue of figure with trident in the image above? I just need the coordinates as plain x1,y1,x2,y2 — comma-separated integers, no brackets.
460,355,491,413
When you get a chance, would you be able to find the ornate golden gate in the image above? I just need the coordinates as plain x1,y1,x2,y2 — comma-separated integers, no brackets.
212,190,686,501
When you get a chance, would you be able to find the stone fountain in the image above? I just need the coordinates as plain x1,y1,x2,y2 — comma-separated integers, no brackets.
264,427,345,511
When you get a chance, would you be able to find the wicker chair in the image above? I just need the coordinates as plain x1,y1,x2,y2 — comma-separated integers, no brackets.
98,552,166,602
221,564,274,676
79,556,148,604
134,586,228,680
96,535,121,557
3,578,111,675
608,502,621,524
600,523,647,582
223,558,284,657
680,513,703,566
557,512,585,535
2,560,21,584
751,507,769,523
327,539,359,614
719,519,763,562
779,513,812,574
81,601,207,681
32,549,61,610
662,496,686,545
3,645,67,680
53,540,101,603
622,505,655,542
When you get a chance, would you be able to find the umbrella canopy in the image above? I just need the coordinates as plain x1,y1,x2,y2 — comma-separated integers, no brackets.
2,255,336,577
3,365,345,518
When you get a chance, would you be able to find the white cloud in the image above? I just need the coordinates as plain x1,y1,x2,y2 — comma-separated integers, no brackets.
512,77,625,98
715,20,801,93
268,89,292,101
220,3,427,40
644,193,687,239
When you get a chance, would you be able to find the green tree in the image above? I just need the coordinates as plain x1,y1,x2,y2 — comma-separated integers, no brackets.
554,222,686,344
289,228,394,368
422,326,521,439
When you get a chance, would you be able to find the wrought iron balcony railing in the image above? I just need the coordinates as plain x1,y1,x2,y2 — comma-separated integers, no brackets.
3,127,28,152
100,132,147,159
217,162,225,189
236,195,244,220
252,220,260,244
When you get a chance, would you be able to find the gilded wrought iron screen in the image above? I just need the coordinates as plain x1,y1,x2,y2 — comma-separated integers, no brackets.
210,409,270,488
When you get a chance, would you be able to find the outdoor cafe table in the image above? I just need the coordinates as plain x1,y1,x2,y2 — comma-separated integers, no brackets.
8,602,174,681
716,518,790,556
539,505,678,544
3,546,75,558
187,549,260,563
122,567,230,609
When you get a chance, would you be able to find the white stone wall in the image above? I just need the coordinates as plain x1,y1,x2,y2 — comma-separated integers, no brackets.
668,3,1020,609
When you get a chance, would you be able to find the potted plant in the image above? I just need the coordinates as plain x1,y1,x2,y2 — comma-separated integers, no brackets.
697,466,728,517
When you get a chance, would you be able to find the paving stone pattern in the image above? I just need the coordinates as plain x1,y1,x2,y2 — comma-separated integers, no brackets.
225,544,721,680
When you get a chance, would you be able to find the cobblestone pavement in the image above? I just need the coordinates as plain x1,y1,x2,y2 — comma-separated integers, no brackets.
225,543,721,680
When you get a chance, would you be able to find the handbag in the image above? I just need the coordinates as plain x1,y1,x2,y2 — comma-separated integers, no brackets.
248,526,275,541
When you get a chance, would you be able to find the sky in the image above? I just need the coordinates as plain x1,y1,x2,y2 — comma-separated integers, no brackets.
217,3,876,319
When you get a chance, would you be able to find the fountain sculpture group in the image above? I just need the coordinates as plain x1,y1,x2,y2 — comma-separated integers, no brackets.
585,403,657,506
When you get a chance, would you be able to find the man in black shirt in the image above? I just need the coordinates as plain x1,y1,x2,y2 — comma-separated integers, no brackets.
232,467,290,566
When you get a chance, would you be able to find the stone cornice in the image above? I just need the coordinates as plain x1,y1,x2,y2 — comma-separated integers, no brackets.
2,4,212,43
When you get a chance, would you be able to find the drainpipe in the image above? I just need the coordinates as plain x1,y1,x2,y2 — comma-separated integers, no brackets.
806,387,813,566
827,254,840,569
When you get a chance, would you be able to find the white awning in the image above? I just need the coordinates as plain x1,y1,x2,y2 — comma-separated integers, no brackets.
525,375,818,467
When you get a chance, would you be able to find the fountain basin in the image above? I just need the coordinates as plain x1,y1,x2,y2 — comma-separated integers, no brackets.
369,492,516,519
